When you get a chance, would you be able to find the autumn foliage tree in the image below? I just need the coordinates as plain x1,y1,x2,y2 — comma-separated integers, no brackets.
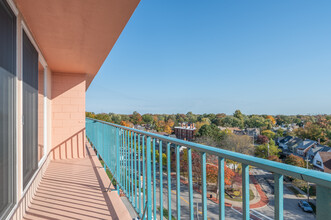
266,115,276,125
120,120,133,128
268,155,282,162
256,135,269,145
284,154,305,168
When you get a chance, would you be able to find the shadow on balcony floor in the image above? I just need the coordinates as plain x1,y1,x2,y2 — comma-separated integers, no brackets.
23,145,131,220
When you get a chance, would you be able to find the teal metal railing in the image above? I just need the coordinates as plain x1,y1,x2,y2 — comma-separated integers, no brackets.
86,118,331,220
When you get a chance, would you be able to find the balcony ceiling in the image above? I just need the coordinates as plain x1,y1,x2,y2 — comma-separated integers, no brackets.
15,0,140,89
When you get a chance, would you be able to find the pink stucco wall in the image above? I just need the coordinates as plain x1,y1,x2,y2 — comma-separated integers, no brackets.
51,73,86,159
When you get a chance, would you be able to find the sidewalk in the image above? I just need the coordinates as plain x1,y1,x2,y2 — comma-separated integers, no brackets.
173,173,269,209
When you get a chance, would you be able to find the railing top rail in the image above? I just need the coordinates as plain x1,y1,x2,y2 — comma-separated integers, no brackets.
86,117,331,188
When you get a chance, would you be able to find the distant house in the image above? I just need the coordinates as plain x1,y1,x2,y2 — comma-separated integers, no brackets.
278,136,294,149
295,140,317,158
220,127,259,138
174,123,196,141
286,137,303,153
245,128,260,138
313,152,331,173
307,144,331,162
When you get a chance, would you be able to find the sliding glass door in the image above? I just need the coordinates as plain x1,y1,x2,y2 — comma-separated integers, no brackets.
0,0,16,218
22,31,38,189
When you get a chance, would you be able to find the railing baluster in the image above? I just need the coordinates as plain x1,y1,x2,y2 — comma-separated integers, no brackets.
201,152,207,220
176,145,181,220
134,133,137,209
167,142,172,220
218,157,225,220
142,135,146,216
116,127,120,195
125,130,128,194
138,134,142,215
274,173,283,220
128,131,131,198
153,138,156,219
242,164,249,220
131,132,134,203
120,129,123,191
159,140,163,220
146,136,152,220
188,148,194,220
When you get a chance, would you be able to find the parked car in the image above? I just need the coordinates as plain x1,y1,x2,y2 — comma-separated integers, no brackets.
298,200,313,213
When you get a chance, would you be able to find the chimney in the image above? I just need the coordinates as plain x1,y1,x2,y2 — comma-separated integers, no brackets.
318,138,320,145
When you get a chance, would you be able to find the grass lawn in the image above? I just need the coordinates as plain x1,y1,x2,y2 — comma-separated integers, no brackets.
225,189,255,202
157,207,176,220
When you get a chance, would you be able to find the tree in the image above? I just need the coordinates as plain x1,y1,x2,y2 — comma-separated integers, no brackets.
254,140,281,159
261,130,275,140
221,134,254,155
130,111,142,125
268,155,282,162
256,135,269,145
266,115,276,125
220,116,243,128
196,124,221,141
120,120,133,127
295,122,324,142
284,154,305,168
142,114,153,125
234,110,244,121
245,115,266,128
276,128,284,138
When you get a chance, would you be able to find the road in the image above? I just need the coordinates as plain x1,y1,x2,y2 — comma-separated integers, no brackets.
121,156,316,219
251,168,315,220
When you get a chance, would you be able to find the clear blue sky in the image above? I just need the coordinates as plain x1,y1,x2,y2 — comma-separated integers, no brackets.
86,0,331,115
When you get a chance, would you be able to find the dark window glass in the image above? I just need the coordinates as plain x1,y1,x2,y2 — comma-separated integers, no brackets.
0,0,16,218
22,30,38,188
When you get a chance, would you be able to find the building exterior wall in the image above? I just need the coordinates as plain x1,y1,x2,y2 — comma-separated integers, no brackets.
51,73,86,160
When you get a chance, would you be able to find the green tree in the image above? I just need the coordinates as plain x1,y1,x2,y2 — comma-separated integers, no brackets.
254,140,281,159
234,110,244,121
196,124,221,140
142,114,153,125
261,130,276,140
245,115,266,128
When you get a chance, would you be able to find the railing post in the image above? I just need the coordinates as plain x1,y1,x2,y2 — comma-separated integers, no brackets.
146,136,152,220
242,164,249,220
188,148,194,220
316,185,331,220
116,128,120,195
138,134,141,215
153,139,156,219
142,136,146,216
176,145,181,220
167,142,172,220
159,140,163,220
201,152,207,220
274,173,283,220
218,157,225,220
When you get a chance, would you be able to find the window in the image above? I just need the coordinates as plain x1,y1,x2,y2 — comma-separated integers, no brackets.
316,160,322,166
22,30,38,189
0,0,16,218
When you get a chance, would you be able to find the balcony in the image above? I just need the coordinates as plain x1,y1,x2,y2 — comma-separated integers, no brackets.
14,117,331,220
